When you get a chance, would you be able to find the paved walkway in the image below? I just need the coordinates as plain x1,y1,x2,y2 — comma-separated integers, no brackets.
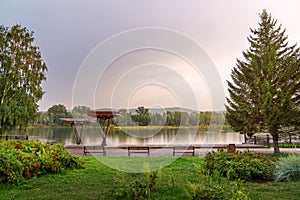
65,144,300,156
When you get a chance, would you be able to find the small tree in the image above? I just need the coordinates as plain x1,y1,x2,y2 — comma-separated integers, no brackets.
0,24,47,134
131,106,151,126
48,104,71,124
72,105,91,118
226,10,300,153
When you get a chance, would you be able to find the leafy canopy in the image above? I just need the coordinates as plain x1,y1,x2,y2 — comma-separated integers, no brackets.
72,105,91,118
47,104,71,124
131,106,151,126
0,24,47,133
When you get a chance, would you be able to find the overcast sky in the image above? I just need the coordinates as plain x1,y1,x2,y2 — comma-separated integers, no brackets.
1,0,300,111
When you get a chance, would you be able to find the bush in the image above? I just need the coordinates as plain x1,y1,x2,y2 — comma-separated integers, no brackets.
0,140,84,184
204,149,274,181
188,163,250,200
273,154,300,181
113,167,161,200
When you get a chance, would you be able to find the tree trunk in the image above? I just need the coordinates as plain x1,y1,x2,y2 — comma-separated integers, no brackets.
272,133,280,154
288,134,292,144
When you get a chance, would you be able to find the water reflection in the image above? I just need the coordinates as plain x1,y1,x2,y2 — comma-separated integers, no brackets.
14,125,243,145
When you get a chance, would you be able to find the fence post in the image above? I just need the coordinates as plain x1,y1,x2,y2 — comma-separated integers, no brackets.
254,136,257,144
267,135,270,147
5,135,8,141
244,135,247,144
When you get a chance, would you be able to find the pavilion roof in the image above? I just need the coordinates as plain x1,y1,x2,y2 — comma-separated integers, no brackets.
88,110,121,119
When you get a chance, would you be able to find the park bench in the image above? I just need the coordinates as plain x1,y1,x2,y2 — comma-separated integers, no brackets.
173,146,195,156
83,145,106,156
1,135,28,140
128,146,150,156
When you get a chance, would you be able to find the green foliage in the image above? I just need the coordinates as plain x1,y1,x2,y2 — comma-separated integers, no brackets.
244,179,300,200
165,111,181,126
0,24,47,134
35,111,50,125
226,9,300,153
0,156,299,200
131,106,151,126
116,107,226,127
35,104,91,125
113,167,162,200
72,105,91,118
115,109,135,126
204,150,274,181
188,164,250,200
273,154,300,181
47,104,71,124
0,140,84,184
277,143,300,148
112,159,250,200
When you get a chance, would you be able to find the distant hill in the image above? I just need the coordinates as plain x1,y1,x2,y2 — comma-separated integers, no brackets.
95,107,198,114
144,107,197,114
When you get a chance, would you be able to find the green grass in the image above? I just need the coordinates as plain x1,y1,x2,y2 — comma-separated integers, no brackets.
244,181,300,200
0,156,299,200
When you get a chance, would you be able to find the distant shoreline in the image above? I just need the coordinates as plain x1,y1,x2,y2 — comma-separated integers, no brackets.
27,124,232,131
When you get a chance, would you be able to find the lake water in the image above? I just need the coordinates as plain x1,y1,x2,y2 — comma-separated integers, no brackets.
17,125,244,146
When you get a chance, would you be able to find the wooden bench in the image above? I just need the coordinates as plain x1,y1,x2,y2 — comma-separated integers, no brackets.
128,146,150,156
83,145,106,156
173,146,195,156
1,135,29,140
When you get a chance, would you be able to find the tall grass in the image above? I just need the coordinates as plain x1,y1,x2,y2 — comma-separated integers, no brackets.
273,154,300,181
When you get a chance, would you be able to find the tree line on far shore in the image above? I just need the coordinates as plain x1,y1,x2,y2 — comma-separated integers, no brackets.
34,104,227,127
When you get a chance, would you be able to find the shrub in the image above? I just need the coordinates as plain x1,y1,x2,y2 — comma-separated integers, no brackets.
273,154,300,181
188,163,250,200
113,167,161,200
204,149,274,181
0,140,84,184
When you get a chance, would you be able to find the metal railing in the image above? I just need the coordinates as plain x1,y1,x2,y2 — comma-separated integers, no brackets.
244,133,300,147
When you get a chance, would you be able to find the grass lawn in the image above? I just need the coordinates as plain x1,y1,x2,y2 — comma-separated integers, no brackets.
0,156,299,200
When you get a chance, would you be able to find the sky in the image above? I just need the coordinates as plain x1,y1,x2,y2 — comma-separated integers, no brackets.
1,0,300,111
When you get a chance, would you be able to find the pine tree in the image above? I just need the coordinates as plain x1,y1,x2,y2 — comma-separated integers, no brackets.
226,10,300,153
